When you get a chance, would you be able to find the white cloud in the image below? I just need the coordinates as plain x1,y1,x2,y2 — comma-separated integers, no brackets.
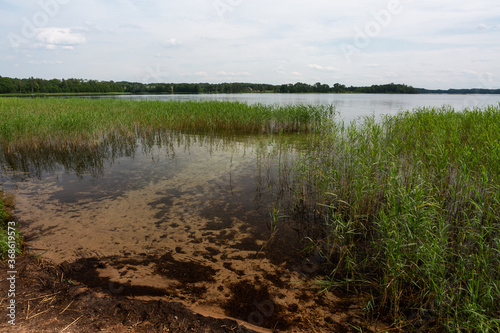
308,64,337,72
27,60,62,65
35,28,86,49
161,38,181,48
180,71,209,77
476,23,489,31
462,69,480,76
217,71,251,76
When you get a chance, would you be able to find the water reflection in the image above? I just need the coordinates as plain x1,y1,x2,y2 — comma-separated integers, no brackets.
0,133,135,180
0,130,303,261
0,130,254,180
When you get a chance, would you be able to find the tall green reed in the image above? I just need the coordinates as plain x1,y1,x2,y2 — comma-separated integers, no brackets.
0,97,333,177
0,98,334,145
266,105,500,331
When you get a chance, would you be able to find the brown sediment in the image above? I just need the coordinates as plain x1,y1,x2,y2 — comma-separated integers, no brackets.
0,256,259,333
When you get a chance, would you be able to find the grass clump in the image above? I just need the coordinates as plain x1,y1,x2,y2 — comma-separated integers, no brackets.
0,97,334,177
270,105,500,331
0,190,22,259
0,98,334,147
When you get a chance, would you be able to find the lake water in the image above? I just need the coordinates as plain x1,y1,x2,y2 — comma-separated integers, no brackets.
93,93,500,122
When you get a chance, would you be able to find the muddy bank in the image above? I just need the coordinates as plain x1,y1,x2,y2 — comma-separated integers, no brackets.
0,256,261,332
0,255,387,332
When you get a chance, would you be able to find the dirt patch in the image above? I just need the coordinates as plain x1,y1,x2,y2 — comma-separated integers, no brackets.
0,254,391,333
0,256,257,333
154,252,217,283
223,280,290,331
62,257,170,298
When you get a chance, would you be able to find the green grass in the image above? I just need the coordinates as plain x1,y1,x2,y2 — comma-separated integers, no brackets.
0,98,333,146
0,97,333,177
0,190,22,259
267,104,500,331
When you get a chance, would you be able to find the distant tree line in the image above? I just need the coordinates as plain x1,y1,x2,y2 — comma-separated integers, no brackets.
418,88,500,94
0,75,449,95
121,82,421,94
0,77,125,94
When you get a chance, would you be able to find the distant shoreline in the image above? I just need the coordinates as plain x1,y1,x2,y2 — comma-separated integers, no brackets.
0,92,132,97
1,76,499,96
2,91,500,97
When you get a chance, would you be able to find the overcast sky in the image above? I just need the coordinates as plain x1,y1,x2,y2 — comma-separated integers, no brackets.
1,0,499,89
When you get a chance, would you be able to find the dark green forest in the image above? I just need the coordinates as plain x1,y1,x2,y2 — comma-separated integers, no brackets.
0,76,420,94
417,88,500,94
2,75,499,95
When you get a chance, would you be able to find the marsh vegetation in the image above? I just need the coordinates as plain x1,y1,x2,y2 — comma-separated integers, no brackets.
265,105,500,331
1,97,499,331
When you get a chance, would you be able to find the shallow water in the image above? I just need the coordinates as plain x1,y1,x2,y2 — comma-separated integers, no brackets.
1,130,391,330
2,134,282,261
2,132,337,328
